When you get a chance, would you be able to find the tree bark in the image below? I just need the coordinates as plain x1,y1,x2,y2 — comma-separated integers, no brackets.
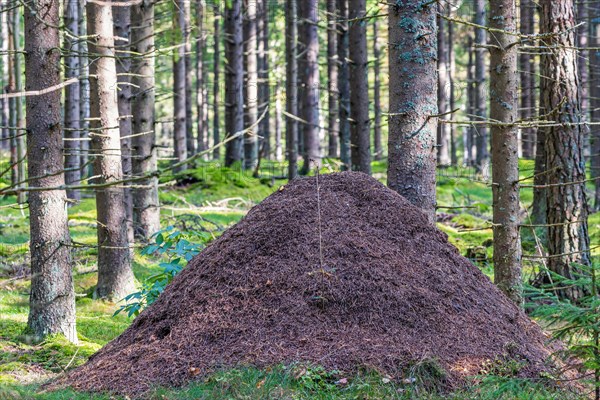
64,0,81,202
87,0,135,300
212,6,221,160
224,0,244,166
590,2,600,210
489,0,522,304
348,0,371,174
474,0,489,173
79,0,91,178
184,0,194,156
298,0,320,174
337,0,351,170
257,0,271,160
448,6,457,166
24,0,77,343
519,0,535,159
196,1,206,155
373,18,382,161
387,1,438,223
465,35,475,166
243,0,259,170
327,0,339,158
114,3,134,247
540,0,591,300
436,11,450,166
173,0,188,171
285,0,298,179
131,0,160,240
12,4,25,204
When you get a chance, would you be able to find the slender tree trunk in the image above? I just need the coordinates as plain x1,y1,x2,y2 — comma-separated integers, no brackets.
348,0,371,174
387,1,438,223
519,0,535,159
173,0,187,171
87,0,135,300
298,0,320,174
489,0,522,304
24,0,77,343
436,11,450,166
285,0,298,179
337,0,351,170
474,0,489,173
114,4,134,247
212,6,221,160
0,6,7,151
79,0,90,178
591,1,600,210
131,0,160,240
465,35,475,166
12,4,25,204
8,8,17,189
243,0,259,170
373,19,382,161
196,1,206,156
448,7,457,166
184,0,194,156
258,0,271,160
327,0,339,158
275,82,283,161
64,0,81,202
577,0,589,158
540,0,591,300
224,0,244,166
202,49,209,152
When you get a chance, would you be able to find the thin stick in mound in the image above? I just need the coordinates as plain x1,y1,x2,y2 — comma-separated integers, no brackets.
55,171,555,396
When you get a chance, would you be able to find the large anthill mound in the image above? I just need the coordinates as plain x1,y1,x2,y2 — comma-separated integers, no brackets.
58,172,555,396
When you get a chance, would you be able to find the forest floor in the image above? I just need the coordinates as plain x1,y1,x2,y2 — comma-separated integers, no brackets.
0,159,597,399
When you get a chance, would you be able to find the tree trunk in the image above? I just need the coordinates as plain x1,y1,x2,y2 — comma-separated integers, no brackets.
298,0,320,174
64,0,81,202
243,0,259,170
25,0,77,343
196,1,206,156
87,0,135,300
114,4,134,247
489,0,522,304
184,0,194,156
327,0,339,158
7,8,17,189
465,35,475,166
387,1,438,223
577,0,589,159
540,0,591,300
79,0,91,178
448,7,457,166
373,18,382,161
12,4,25,204
0,6,7,151
212,7,221,160
519,0,535,159
590,2,600,210
348,0,371,174
173,0,187,171
285,0,298,179
474,0,489,173
275,83,283,161
131,0,160,240
436,11,450,166
337,0,351,170
224,0,244,166
257,0,271,160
